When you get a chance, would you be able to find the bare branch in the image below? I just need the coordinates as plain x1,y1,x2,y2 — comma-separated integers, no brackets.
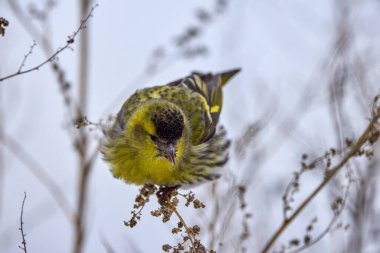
0,4,98,83
17,40,37,72
100,236,117,253
8,0,79,117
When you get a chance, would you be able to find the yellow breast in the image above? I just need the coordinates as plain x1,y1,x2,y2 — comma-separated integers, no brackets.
111,152,180,186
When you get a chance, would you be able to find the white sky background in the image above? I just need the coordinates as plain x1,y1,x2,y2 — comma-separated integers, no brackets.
1,0,380,252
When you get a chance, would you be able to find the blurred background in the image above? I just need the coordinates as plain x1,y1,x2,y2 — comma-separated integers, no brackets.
1,0,380,252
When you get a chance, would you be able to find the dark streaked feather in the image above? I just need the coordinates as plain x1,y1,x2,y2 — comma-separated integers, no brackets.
168,68,240,142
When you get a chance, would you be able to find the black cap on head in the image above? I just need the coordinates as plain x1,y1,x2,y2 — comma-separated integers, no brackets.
151,108,184,142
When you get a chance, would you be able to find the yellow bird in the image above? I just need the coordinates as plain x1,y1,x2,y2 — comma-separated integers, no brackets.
102,69,240,201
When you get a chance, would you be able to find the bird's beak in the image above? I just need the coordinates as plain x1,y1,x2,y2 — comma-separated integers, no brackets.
163,143,176,167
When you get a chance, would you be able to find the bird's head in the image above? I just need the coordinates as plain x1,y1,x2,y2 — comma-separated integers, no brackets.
126,100,189,167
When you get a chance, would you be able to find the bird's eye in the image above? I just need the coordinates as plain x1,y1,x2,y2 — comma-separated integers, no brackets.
150,135,158,142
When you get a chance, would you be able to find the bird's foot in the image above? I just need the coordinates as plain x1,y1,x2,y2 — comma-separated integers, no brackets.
156,185,180,205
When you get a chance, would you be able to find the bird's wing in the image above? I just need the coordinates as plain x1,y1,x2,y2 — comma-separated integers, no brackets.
168,68,240,142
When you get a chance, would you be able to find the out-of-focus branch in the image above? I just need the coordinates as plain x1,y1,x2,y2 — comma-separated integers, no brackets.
0,89,4,221
347,158,380,252
73,0,92,253
78,3,90,117
8,0,50,50
0,4,97,83
260,96,380,253
100,236,117,253
328,0,352,151
208,183,220,250
0,132,74,222
100,0,227,117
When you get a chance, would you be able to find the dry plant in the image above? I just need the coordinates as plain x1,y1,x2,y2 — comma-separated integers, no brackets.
261,96,380,252
0,17,9,37
124,184,213,253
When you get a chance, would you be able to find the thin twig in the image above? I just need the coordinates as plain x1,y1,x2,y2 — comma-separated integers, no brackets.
282,149,345,220
17,40,37,72
18,192,28,253
260,104,380,253
170,205,196,250
289,174,352,253
0,4,98,83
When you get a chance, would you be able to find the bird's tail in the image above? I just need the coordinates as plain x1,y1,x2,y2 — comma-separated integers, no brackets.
218,68,241,87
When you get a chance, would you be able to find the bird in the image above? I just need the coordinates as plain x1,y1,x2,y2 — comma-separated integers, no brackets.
102,68,240,203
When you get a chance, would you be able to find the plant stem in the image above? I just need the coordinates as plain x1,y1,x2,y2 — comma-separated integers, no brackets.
73,0,91,253
260,111,380,253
